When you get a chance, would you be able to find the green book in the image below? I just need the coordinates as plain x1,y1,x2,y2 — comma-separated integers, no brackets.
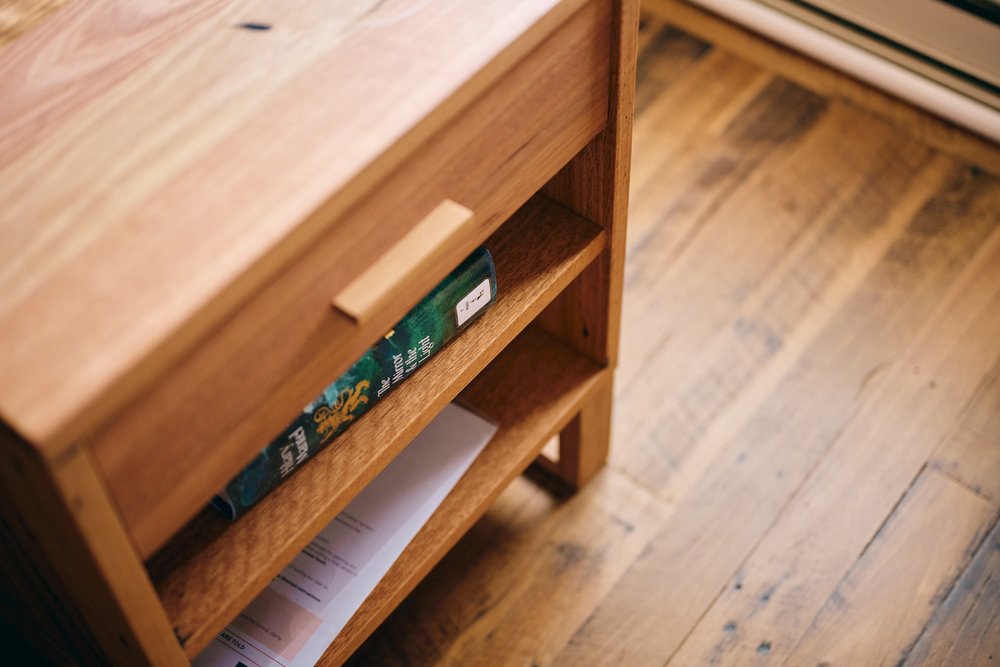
213,247,497,519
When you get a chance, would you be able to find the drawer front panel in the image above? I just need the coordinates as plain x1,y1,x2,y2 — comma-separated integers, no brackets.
90,0,611,558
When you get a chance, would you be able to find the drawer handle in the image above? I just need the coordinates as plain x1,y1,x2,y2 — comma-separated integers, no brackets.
332,199,475,324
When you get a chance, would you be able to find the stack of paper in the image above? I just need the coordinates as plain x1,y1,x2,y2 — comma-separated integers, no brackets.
195,403,498,667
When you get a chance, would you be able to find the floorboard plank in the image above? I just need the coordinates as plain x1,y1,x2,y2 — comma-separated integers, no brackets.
784,469,996,667
931,359,1000,503
667,231,1000,666
633,20,710,117
905,517,1000,667
617,105,949,502
628,48,773,239
347,469,671,666
554,167,1000,667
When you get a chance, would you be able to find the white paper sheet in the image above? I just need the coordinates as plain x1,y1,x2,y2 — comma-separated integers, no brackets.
194,402,498,667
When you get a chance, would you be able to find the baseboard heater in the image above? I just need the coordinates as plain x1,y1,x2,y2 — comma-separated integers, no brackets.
685,0,1000,142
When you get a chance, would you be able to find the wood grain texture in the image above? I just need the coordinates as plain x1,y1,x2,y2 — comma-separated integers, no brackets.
0,476,100,664
931,359,1000,503
906,517,1000,666
90,0,610,559
556,378,614,489
540,0,638,358
319,329,608,666
631,23,710,116
0,586,73,666
665,222,1000,667
353,18,1000,666
0,2,629,663
615,94,946,502
0,0,590,453
784,469,996,667
643,0,1000,176
348,468,671,666
535,0,638,490
0,0,69,45
540,0,639,368
557,158,1000,667
149,195,606,657
333,200,474,323
0,427,186,665
8,8,999,665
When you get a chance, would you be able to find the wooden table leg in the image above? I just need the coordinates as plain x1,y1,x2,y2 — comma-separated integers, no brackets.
556,376,613,489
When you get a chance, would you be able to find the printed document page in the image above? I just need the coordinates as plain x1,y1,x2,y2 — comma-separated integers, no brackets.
194,402,498,667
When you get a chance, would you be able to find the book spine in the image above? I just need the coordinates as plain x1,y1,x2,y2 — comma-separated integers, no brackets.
213,247,498,519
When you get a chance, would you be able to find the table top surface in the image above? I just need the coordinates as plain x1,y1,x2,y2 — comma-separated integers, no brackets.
0,0,580,450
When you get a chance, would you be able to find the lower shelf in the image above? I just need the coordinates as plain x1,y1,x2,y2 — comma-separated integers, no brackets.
318,327,607,665
147,193,606,657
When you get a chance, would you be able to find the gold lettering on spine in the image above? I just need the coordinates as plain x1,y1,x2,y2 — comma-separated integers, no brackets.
312,381,371,441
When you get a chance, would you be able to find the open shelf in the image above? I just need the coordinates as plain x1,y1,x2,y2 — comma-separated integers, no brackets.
147,193,607,657
319,327,607,665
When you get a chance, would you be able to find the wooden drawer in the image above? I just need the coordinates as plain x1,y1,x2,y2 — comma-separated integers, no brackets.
89,0,611,559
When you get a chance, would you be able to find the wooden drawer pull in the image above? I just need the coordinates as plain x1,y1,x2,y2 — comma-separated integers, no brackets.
332,199,475,323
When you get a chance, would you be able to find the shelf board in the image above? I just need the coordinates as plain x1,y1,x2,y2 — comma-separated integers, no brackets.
320,327,607,666
148,194,606,657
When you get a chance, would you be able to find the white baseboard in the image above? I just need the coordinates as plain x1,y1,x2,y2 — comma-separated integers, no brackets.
685,0,1000,143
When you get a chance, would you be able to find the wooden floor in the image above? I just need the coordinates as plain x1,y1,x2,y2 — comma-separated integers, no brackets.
348,5,1000,667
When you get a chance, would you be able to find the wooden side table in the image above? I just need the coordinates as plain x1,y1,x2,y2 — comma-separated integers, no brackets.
0,0,637,663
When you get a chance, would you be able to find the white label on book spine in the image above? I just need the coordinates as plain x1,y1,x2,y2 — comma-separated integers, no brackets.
455,278,492,326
